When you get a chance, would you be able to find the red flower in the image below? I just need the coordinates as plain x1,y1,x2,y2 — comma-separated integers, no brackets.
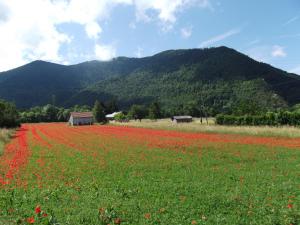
144,213,151,219
27,217,35,224
114,218,121,224
35,205,41,214
288,204,293,209
42,213,48,217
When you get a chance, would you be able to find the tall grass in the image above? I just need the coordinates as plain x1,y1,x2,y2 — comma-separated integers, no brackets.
0,129,13,155
113,118,300,138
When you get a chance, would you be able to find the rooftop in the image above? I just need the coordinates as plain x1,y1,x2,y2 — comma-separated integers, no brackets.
173,116,192,119
70,112,93,118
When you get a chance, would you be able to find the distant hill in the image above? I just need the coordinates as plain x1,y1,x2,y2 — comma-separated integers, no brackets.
0,46,299,114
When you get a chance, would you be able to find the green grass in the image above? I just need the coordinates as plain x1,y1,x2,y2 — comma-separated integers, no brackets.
0,124,299,225
114,118,300,138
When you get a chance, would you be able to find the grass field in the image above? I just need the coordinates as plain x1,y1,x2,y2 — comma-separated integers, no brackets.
0,123,299,224
114,118,300,138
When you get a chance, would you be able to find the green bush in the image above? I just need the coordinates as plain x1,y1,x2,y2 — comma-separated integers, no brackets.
216,111,300,126
0,99,20,128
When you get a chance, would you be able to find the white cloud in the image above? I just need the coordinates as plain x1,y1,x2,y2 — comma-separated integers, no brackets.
180,26,192,38
283,16,299,26
271,45,287,58
134,0,212,30
95,44,116,61
199,28,240,48
85,22,102,39
0,0,211,71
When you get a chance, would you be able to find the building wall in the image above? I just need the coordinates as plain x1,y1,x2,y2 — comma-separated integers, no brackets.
69,116,93,125
174,118,193,123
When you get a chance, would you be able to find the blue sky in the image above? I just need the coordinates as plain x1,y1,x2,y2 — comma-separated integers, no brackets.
0,0,299,74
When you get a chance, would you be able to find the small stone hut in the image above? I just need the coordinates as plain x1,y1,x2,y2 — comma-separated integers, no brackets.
69,112,94,126
172,116,193,123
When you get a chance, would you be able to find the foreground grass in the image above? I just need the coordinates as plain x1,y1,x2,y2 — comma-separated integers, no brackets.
0,124,299,224
0,128,13,155
114,118,300,138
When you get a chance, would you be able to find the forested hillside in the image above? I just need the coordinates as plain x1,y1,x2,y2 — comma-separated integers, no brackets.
0,46,299,115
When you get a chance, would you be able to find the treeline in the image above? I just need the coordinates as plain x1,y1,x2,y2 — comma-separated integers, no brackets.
19,100,162,124
20,100,119,123
20,104,92,123
216,111,300,126
0,99,19,128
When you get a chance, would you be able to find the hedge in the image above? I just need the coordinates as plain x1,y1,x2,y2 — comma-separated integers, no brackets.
216,111,300,126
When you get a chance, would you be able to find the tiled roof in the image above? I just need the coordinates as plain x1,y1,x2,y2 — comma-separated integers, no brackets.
70,112,93,118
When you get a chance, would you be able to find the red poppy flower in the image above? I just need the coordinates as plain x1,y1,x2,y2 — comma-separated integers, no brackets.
27,217,35,224
42,213,48,217
288,204,293,209
114,218,121,224
144,213,151,219
35,206,41,214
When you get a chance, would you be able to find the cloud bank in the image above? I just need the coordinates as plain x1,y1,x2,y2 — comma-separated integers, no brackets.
0,0,210,71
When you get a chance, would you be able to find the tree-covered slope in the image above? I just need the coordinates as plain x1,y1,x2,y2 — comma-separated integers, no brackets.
0,46,299,114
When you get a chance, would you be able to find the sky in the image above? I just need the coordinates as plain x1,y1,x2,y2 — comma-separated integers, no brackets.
0,0,299,74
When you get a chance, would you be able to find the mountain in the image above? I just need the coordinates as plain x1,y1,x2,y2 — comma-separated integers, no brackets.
0,46,299,114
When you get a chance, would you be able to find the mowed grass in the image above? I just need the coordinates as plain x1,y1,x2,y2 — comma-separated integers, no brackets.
0,123,299,225
114,118,300,138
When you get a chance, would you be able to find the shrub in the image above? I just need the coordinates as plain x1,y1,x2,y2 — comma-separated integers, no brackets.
216,111,300,127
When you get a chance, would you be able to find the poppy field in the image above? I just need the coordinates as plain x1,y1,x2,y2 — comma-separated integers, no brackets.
0,123,299,224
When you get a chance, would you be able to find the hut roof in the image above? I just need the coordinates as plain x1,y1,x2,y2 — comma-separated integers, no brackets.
173,116,192,120
106,112,122,118
70,112,93,118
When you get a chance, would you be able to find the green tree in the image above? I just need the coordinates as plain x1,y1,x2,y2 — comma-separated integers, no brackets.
0,99,19,128
114,112,127,122
42,104,59,122
106,99,119,114
128,105,147,121
93,100,106,123
148,102,162,120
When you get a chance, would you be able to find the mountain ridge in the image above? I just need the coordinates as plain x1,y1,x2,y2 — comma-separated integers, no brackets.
0,46,299,115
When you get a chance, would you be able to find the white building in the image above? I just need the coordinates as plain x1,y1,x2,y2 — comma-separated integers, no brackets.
105,112,122,120
69,112,94,126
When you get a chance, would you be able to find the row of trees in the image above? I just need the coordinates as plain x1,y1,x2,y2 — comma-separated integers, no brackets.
216,111,300,126
20,100,119,124
2,96,300,127
18,100,162,124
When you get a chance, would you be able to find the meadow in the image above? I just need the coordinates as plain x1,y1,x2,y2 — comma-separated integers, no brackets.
0,123,299,224
115,118,300,138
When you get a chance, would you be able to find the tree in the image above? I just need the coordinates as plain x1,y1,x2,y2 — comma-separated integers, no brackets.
0,99,19,128
93,100,106,123
128,105,147,121
106,99,119,114
148,102,161,120
114,112,127,122
42,104,59,122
